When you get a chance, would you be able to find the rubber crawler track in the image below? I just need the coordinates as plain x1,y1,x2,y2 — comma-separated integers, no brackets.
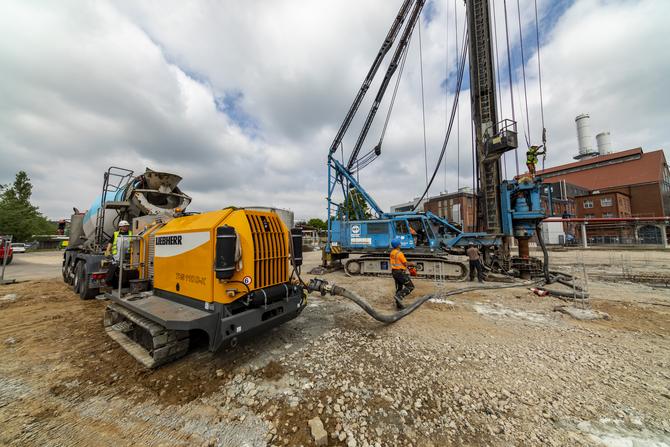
104,303,189,368
344,255,468,280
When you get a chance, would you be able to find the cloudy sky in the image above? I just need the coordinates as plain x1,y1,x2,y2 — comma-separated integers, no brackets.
1,0,668,221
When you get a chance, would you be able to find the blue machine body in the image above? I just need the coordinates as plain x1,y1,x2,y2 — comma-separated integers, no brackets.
500,178,545,238
329,212,498,253
326,158,500,255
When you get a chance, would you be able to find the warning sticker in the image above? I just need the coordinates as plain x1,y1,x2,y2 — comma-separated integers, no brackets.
351,237,372,245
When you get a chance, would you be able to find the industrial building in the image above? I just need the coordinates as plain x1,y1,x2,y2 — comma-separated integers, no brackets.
539,113,670,218
537,147,670,219
527,114,670,245
389,197,427,213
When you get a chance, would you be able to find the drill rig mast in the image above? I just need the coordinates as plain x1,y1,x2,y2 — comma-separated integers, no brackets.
466,0,545,276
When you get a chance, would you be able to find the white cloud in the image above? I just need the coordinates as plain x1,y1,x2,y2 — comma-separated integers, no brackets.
0,0,667,223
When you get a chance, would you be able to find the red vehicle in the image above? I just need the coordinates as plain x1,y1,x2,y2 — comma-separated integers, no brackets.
0,238,13,265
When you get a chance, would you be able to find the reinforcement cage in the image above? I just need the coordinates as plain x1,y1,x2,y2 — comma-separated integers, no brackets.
245,212,289,289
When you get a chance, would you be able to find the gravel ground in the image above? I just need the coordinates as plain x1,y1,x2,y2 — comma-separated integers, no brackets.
1,250,62,281
0,250,669,446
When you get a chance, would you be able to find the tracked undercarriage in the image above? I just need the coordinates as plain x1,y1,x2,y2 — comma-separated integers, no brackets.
104,303,189,368
344,254,468,280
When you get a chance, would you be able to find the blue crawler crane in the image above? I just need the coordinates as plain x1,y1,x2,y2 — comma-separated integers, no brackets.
321,0,547,280
326,158,499,279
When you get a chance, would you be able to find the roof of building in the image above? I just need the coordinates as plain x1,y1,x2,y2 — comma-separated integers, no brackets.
574,190,630,199
426,190,476,201
537,148,667,190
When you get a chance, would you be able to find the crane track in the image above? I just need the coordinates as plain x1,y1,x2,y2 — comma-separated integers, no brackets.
344,256,468,280
104,303,189,369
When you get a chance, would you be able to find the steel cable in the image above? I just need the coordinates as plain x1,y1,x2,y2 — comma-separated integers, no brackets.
516,0,532,147
411,26,469,211
533,0,547,171
502,0,519,176
418,19,429,187
455,0,460,192
491,0,508,180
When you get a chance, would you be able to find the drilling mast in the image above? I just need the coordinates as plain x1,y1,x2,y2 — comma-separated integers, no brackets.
465,0,518,234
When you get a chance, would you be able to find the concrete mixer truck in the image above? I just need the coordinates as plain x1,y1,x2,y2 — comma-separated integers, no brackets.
62,167,192,299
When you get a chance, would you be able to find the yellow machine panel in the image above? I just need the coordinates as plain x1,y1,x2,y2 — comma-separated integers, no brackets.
152,208,291,304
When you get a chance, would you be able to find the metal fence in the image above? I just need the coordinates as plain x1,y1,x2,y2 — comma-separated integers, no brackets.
542,218,669,249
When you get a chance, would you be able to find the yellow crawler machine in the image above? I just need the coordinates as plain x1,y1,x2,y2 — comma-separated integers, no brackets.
104,208,306,368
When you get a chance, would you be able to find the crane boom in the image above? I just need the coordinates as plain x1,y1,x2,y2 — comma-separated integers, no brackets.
346,0,426,170
328,0,414,157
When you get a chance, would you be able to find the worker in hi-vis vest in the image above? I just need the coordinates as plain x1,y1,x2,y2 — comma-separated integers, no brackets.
390,237,415,310
105,220,132,286
526,144,545,177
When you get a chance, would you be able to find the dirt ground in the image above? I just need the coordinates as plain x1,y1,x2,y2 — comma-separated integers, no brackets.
0,249,669,446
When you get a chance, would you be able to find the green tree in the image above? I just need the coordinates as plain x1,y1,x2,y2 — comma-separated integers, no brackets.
0,171,55,241
337,189,372,220
306,218,327,231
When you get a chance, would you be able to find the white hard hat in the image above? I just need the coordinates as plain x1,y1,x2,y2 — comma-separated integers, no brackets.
119,220,130,227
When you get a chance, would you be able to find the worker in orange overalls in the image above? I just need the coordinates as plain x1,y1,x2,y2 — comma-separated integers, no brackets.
409,226,418,246
390,237,415,309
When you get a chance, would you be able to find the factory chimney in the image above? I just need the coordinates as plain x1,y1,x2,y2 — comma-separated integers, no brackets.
574,114,599,160
596,131,612,155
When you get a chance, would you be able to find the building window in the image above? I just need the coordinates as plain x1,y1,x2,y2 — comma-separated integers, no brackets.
583,200,594,209
600,198,613,207
603,212,614,218
584,213,595,219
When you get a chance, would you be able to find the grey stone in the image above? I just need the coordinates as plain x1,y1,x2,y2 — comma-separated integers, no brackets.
308,416,328,446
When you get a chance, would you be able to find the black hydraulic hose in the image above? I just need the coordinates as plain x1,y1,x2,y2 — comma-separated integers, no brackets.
535,224,551,283
535,225,590,298
308,278,543,324
541,288,588,300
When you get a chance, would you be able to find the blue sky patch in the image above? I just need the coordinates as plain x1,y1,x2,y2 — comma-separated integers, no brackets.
423,0,437,25
215,90,260,137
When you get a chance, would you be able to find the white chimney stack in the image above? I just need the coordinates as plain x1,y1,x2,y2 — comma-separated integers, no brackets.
596,131,612,155
575,113,593,155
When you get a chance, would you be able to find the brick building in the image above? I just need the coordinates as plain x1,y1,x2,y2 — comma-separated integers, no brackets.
423,189,476,232
575,191,632,219
536,148,670,217
536,147,670,244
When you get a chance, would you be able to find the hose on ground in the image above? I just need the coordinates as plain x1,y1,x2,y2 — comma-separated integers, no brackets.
536,224,590,298
305,224,589,322
307,278,544,324
540,288,589,300
535,224,551,283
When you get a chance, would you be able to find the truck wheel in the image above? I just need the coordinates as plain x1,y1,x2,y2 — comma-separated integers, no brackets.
73,262,83,294
67,261,77,285
79,264,99,300
65,263,74,285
